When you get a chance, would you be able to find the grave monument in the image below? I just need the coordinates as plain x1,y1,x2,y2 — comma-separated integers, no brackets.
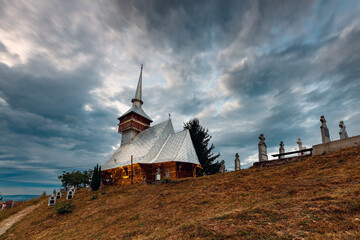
66,190,73,200
339,121,349,139
258,134,268,162
297,138,305,156
279,141,285,159
320,115,331,143
56,191,61,199
220,160,226,173
234,153,241,171
156,168,161,181
48,195,56,206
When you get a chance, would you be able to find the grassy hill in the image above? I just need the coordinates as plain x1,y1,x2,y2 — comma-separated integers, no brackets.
2,147,360,240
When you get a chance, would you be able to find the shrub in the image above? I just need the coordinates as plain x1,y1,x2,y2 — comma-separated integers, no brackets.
89,193,98,201
55,201,75,214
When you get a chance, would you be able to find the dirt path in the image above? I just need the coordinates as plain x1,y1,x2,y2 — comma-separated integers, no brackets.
0,202,42,236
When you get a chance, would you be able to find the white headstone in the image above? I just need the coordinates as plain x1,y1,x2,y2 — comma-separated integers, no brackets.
66,190,73,200
156,168,161,181
56,191,61,199
48,195,56,206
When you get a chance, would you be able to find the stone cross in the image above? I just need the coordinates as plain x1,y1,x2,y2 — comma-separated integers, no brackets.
279,141,285,159
48,195,56,206
339,121,349,139
234,153,241,171
320,115,331,143
156,168,161,181
297,138,305,156
165,168,170,179
56,191,61,199
258,134,268,162
220,160,226,173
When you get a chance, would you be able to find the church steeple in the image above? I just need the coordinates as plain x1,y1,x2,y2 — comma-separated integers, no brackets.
117,64,152,145
132,64,143,105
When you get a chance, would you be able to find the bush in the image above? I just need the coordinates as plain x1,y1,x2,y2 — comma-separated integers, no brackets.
55,201,75,214
89,193,98,201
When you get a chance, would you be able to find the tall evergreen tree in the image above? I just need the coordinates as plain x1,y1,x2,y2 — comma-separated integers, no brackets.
90,164,101,191
184,118,221,175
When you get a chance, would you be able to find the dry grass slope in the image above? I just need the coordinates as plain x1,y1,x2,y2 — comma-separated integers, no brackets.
0,196,46,222
1,147,360,240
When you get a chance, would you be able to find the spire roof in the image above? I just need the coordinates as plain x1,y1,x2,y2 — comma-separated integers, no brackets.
119,64,152,122
132,64,143,104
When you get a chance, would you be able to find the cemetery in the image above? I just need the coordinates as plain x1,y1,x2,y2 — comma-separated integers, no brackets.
252,116,359,168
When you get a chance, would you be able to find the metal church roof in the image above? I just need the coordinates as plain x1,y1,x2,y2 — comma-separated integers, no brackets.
102,119,200,170
152,129,199,164
120,103,152,121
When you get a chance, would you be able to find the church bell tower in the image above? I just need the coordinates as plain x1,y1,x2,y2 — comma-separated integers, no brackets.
118,65,153,144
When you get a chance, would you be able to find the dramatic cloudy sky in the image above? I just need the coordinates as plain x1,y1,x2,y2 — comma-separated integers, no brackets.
1,0,360,195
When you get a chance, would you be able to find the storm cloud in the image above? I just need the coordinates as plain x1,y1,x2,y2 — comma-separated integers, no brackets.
1,0,360,195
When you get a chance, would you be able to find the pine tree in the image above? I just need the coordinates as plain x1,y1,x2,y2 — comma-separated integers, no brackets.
90,164,101,191
97,166,101,189
184,118,221,175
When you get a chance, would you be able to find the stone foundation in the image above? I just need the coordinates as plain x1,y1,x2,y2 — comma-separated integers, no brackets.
252,155,309,168
312,135,360,156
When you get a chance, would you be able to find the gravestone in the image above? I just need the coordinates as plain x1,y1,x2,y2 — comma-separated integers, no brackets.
56,191,61,199
234,153,241,171
279,141,285,159
156,168,161,181
53,189,56,196
220,160,226,173
320,115,331,143
339,121,349,139
48,195,56,206
258,134,268,162
297,138,305,156
165,168,170,179
66,190,73,200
